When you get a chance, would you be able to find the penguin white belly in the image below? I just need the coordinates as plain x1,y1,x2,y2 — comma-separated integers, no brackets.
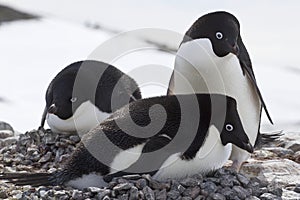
172,39,260,164
153,126,232,180
66,173,107,190
47,101,110,134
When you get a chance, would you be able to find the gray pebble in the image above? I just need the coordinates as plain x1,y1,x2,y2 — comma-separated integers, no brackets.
220,175,234,187
113,183,133,192
129,186,139,200
260,193,282,200
142,186,155,200
233,185,250,199
155,189,167,200
171,180,185,194
236,173,250,187
167,189,181,199
136,178,147,190
118,193,129,200
294,184,300,193
183,186,200,198
180,177,200,187
201,181,217,193
209,193,226,200
245,196,260,200
69,135,81,143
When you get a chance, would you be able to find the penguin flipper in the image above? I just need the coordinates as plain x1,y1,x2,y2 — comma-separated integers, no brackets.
254,130,283,148
240,60,273,125
39,106,48,129
0,172,54,187
104,135,172,182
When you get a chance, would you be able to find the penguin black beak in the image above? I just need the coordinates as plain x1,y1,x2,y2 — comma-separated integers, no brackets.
48,104,58,114
230,44,240,56
242,141,254,153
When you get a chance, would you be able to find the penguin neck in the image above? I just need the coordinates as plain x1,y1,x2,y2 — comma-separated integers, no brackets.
170,38,261,144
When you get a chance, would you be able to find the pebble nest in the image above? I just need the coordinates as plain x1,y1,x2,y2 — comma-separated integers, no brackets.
0,129,284,200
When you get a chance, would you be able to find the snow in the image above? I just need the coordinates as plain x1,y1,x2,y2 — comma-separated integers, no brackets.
0,1,299,133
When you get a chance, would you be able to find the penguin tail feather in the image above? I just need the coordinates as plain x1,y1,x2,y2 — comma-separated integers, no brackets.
254,130,283,148
0,172,54,187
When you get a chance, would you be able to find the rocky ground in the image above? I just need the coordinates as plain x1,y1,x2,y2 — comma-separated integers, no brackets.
0,121,299,200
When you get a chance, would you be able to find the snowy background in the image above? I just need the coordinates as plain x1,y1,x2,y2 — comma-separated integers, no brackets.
0,0,299,133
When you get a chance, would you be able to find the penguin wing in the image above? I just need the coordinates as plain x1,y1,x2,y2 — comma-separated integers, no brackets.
237,37,273,124
0,172,55,187
103,134,173,182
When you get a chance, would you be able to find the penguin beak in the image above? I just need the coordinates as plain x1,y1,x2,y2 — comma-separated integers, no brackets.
230,43,240,56
242,141,254,153
48,104,58,114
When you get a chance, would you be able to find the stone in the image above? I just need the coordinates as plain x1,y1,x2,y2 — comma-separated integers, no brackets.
122,174,141,180
260,193,282,200
167,190,180,199
95,189,111,200
142,186,155,200
155,189,167,200
294,184,300,193
218,187,237,199
236,173,250,187
113,183,133,192
180,177,200,187
183,186,201,198
201,181,217,193
118,194,129,200
0,191,7,199
87,187,102,193
220,175,234,187
288,143,300,152
171,180,185,194
136,178,147,190
240,159,300,188
129,186,139,200
38,152,52,163
209,193,226,200
264,147,294,157
245,197,260,200
232,186,250,199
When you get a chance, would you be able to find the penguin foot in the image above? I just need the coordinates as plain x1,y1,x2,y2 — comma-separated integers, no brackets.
230,160,244,172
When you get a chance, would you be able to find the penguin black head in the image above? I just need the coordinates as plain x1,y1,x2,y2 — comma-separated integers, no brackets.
46,72,86,120
217,96,253,153
182,11,240,57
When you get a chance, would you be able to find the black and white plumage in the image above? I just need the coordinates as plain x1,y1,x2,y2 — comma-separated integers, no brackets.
1,93,253,189
40,60,141,134
167,11,274,170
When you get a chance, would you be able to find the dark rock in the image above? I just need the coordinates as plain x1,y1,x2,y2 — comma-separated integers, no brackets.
180,177,200,187
194,195,206,200
183,186,200,198
294,184,300,193
245,197,260,200
236,173,250,187
171,180,185,194
220,175,234,187
260,193,282,200
155,189,167,200
69,135,81,143
142,186,155,200
233,186,250,199
218,187,237,199
201,181,217,193
149,179,169,190
113,183,133,192
136,178,147,190
209,193,226,200
167,190,180,199
0,191,7,199
118,194,129,200
129,186,139,200
95,189,111,200
38,151,52,163
288,143,300,152
267,182,282,196
205,177,220,184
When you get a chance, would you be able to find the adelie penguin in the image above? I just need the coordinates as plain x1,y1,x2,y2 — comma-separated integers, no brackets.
168,11,276,170
0,93,253,189
39,60,142,134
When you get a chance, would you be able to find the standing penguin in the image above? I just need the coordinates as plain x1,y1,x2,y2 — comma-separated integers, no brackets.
0,94,253,189
168,11,273,170
40,60,141,134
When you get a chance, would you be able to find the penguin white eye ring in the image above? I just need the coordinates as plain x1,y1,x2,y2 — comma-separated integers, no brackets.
70,97,77,103
225,124,234,132
215,32,223,40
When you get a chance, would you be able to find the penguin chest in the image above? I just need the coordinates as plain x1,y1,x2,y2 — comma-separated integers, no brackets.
153,126,232,180
172,39,260,144
47,101,110,134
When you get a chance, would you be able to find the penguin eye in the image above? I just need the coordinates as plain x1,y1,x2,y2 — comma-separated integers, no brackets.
215,32,223,40
70,97,77,103
225,124,234,132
